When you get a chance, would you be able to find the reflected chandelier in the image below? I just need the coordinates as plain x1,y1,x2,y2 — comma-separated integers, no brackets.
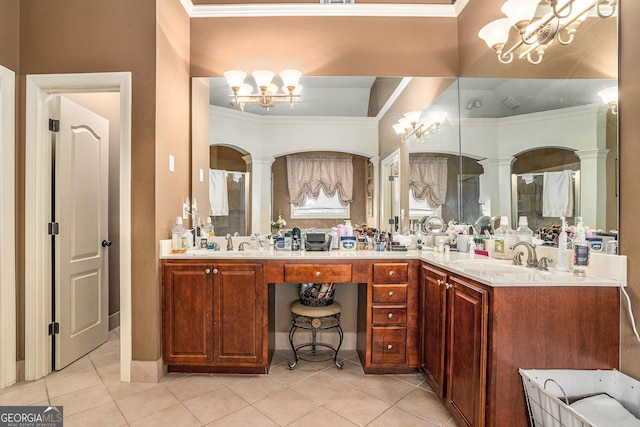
224,69,303,111
393,111,447,144
478,0,616,65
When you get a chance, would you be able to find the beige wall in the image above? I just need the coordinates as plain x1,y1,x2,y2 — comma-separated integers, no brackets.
2,0,638,373
619,0,640,378
17,0,159,361
190,16,459,77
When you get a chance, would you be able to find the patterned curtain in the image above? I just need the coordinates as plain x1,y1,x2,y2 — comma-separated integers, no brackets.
409,156,448,207
287,155,353,207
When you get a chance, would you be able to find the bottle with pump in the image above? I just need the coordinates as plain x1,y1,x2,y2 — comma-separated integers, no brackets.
516,216,533,243
556,217,570,271
171,217,187,253
493,216,516,259
572,217,589,277
345,220,354,237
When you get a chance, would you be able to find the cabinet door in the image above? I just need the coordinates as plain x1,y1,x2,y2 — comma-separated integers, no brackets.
213,263,264,365
446,276,488,427
162,263,213,364
420,264,448,397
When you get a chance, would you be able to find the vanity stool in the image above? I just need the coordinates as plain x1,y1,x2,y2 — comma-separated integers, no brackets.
288,300,344,370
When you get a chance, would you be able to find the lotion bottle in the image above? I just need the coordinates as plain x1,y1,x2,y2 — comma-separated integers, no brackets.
556,217,570,271
572,217,589,277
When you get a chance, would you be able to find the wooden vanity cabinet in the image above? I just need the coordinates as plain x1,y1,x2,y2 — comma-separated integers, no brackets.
362,261,419,373
420,264,488,426
162,260,265,372
419,264,448,396
419,260,620,427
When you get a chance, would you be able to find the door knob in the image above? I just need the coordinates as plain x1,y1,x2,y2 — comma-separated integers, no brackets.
101,240,112,247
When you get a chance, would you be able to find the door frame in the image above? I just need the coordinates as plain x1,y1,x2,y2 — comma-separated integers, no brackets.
25,72,132,382
0,65,16,389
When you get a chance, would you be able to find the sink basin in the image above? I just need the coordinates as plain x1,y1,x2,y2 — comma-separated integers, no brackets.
450,259,540,282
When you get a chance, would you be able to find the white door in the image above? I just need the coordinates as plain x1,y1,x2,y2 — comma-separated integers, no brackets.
54,95,109,370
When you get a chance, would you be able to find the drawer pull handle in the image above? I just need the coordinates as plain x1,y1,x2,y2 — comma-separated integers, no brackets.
388,291,394,297
387,344,393,350
387,313,393,319
315,271,321,277
388,270,394,276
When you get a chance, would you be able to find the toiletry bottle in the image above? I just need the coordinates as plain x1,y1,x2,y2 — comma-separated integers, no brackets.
171,217,187,253
202,217,215,249
556,217,570,271
493,216,515,259
516,216,533,243
345,220,354,237
572,217,589,276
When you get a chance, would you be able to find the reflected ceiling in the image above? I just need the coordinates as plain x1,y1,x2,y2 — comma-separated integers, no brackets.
209,76,616,119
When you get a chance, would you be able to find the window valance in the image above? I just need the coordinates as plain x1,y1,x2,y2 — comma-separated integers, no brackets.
409,156,448,207
287,155,353,207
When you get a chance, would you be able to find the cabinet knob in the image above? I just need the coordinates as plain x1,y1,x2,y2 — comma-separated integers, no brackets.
205,268,210,274
212,268,219,274
387,313,393,319
315,271,321,277
388,291,394,297
388,270,394,276
387,344,393,350
437,279,443,286
446,282,452,289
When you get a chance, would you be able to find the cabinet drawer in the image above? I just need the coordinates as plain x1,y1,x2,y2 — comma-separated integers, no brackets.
372,263,408,283
372,306,407,325
372,284,407,303
284,264,352,283
371,327,407,364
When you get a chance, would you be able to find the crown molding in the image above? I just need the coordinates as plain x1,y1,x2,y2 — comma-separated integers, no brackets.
181,1,468,18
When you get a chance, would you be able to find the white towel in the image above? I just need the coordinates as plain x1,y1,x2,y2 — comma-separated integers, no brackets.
478,173,487,204
521,173,535,184
543,170,573,217
570,394,640,427
209,169,229,216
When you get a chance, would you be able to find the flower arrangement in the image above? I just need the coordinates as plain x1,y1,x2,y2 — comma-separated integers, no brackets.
271,210,287,232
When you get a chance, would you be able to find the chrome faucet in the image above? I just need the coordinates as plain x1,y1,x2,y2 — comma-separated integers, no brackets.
511,241,539,268
225,233,233,251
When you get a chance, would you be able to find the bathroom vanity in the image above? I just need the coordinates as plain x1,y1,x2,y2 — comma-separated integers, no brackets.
160,247,622,427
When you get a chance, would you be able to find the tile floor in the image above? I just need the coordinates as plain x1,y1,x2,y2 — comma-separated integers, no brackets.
0,329,460,426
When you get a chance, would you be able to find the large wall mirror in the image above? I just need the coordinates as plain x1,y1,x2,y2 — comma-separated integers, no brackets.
190,6,617,245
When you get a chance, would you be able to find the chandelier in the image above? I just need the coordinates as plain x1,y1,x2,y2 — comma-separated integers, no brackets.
223,69,303,112
393,111,447,144
478,0,616,65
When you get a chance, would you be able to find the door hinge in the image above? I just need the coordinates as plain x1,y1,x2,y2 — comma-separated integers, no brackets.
48,222,59,235
48,322,60,336
49,119,60,132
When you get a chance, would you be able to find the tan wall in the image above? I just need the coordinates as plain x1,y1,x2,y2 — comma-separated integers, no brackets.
619,0,640,378
154,0,191,360
18,0,159,361
190,16,459,77
5,0,638,370
0,0,20,73
191,78,211,223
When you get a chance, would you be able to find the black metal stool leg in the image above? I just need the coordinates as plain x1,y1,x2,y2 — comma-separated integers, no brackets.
288,323,299,370
334,324,344,369
311,328,317,353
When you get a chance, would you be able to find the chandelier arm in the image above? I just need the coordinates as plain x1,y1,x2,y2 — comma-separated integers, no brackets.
550,1,572,19
596,1,616,18
526,49,544,65
498,51,514,64
557,28,576,45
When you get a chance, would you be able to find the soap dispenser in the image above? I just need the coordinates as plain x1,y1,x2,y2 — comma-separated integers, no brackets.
556,217,570,272
572,217,589,277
